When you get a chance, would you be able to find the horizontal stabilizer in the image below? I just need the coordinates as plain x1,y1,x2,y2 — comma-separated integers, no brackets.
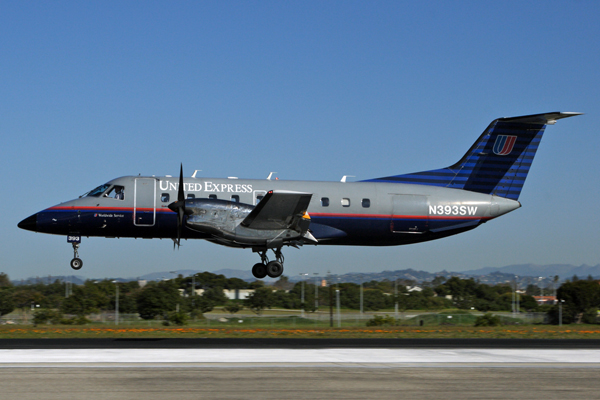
500,112,583,125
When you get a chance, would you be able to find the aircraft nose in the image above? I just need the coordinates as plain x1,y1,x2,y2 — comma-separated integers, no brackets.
18,214,37,232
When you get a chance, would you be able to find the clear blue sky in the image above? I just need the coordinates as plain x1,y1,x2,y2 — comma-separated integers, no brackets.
2,1,598,281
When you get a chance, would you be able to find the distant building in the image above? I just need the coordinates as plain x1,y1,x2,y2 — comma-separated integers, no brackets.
177,288,205,297
533,296,556,305
176,288,253,300
224,289,253,300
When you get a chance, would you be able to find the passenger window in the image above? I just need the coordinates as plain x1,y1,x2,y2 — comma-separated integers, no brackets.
341,198,350,207
321,197,329,207
187,194,195,199
231,195,240,202
254,190,267,205
362,198,370,208
161,193,170,202
209,194,217,200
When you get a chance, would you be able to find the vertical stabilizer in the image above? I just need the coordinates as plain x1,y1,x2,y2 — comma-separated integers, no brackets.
364,112,582,200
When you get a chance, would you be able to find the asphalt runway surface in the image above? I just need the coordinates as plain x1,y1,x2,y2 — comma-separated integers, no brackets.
1,339,599,399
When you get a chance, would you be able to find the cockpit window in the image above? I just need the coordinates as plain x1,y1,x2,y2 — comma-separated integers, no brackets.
105,185,125,200
86,183,111,197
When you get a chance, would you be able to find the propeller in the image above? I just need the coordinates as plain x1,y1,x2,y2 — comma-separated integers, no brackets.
168,164,188,248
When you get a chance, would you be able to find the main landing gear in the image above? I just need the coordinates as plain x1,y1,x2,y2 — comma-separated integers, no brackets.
68,236,83,270
251,248,284,279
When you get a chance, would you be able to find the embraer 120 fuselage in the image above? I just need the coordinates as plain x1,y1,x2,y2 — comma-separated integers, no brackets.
18,112,581,279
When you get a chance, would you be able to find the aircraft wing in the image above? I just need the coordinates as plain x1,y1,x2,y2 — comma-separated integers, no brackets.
241,191,312,230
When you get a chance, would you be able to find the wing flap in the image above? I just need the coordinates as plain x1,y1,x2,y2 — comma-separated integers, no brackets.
241,191,313,230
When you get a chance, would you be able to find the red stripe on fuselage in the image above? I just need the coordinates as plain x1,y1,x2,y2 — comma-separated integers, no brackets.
46,206,174,213
311,212,489,221
45,208,491,222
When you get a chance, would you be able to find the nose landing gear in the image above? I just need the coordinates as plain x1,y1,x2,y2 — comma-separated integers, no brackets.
251,248,284,279
68,236,83,270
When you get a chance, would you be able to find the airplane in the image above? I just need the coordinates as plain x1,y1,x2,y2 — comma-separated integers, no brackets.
18,112,581,279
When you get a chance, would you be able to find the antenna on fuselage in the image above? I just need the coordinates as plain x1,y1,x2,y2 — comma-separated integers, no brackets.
192,170,202,178
340,175,355,183
267,172,277,180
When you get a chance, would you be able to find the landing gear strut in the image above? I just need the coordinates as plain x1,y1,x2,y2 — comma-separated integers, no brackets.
251,248,284,279
68,236,83,270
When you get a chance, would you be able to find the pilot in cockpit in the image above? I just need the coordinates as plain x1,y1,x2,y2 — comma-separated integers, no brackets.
105,186,125,200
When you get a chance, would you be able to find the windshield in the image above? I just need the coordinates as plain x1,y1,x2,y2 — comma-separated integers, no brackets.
85,183,111,197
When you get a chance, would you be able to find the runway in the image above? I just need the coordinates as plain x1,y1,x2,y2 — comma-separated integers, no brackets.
1,339,599,399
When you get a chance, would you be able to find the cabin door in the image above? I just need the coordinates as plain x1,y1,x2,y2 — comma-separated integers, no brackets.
134,178,156,226
390,194,429,234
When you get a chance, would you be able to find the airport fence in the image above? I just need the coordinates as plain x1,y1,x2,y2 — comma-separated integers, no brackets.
0,310,549,328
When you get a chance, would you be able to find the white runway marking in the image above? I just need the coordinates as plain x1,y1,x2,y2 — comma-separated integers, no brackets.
1,348,599,366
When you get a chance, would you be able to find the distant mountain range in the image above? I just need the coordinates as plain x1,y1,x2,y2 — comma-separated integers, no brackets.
461,263,600,278
12,263,599,286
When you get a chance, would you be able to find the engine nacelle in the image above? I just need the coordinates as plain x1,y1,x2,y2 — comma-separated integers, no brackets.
184,198,311,248
185,198,252,235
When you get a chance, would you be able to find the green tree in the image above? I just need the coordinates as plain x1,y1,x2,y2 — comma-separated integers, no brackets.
202,287,228,306
0,273,12,288
248,280,265,289
555,280,600,324
61,293,97,316
195,296,214,314
451,277,480,309
430,276,447,287
362,288,388,311
366,315,397,327
192,272,228,290
271,290,295,309
136,281,180,320
11,288,45,309
474,313,502,327
244,287,274,315
224,278,248,290
525,284,541,296
32,309,62,325
0,289,15,316
185,295,214,316
223,302,242,315
164,311,189,326
519,294,539,311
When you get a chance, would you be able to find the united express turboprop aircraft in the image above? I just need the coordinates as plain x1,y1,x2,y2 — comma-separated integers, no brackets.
18,112,581,279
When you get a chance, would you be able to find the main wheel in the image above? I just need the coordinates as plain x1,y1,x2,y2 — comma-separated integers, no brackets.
70,258,83,270
252,262,267,279
266,260,283,278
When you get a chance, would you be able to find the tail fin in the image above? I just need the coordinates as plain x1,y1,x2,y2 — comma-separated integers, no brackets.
365,112,582,200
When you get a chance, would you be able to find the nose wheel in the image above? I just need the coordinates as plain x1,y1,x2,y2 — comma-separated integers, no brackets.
251,248,284,279
68,236,83,270
70,255,83,270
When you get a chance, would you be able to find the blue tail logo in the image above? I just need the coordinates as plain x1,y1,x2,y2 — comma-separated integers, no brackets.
493,135,517,156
